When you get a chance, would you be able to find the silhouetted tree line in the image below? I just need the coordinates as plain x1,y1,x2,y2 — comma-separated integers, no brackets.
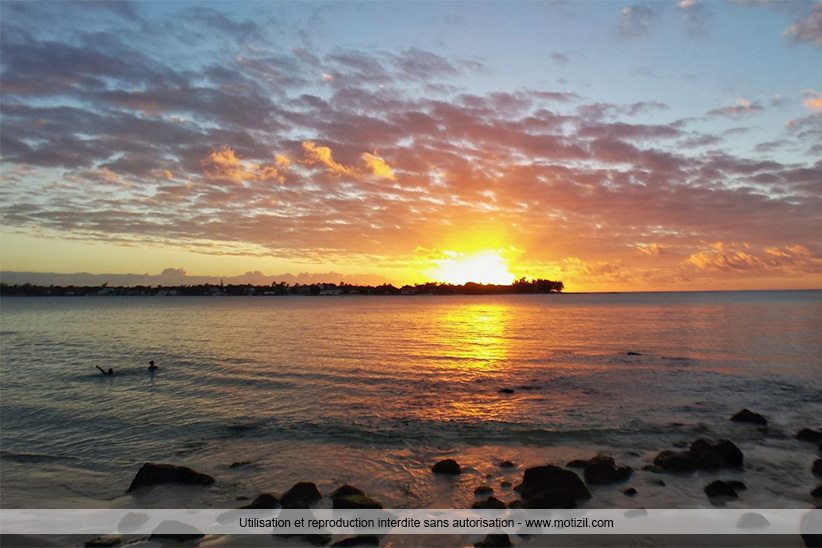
0,278,563,297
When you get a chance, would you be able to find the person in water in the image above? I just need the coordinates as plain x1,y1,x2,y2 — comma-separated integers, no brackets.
148,360,158,371
96,366,114,375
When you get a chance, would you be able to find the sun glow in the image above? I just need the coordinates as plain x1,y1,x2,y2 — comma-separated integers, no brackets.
432,251,515,285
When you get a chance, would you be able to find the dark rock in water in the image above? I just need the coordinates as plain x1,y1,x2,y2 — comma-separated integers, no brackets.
650,479,666,486
626,352,642,356
567,459,588,468
281,482,321,508
654,439,743,472
519,465,590,501
730,409,768,425
507,499,524,508
641,464,662,473
330,485,365,499
623,488,637,497
475,533,512,547
498,388,515,394
737,513,770,530
653,450,694,472
499,460,515,468
472,496,506,509
236,495,250,501
333,494,383,509
302,534,333,546
584,460,632,485
332,535,380,547
149,520,204,542
705,480,739,498
811,485,822,498
813,459,822,477
800,510,822,548
725,480,747,491
126,462,215,492
230,461,251,468
474,485,494,495
526,490,576,509
672,440,690,449
85,536,122,547
432,459,461,475
689,439,743,470
797,429,822,444
240,493,280,509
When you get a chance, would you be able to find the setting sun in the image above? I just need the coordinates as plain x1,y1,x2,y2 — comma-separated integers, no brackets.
431,252,515,286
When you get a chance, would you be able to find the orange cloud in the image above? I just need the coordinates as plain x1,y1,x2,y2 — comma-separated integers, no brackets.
362,152,396,180
802,91,822,112
301,141,352,176
202,147,288,184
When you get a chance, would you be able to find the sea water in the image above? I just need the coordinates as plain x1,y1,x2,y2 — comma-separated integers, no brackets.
1,292,820,515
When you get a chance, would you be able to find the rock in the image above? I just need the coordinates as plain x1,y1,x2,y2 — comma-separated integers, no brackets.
332,536,380,547
499,460,515,468
641,464,662,473
126,462,215,492
236,495,250,500
811,485,822,498
475,533,512,547
730,409,768,425
566,459,588,468
650,479,666,486
498,388,515,394
725,480,747,491
653,439,743,472
626,352,642,356
230,461,251,468
281,482,322,508
117,512,149,532
432,459,461,475
507,499,524,508
149,520,204,542
526,490,576,509
474,485,494,495
500,481,512,489
333,494,383,509
814,459,822,477
797,429,822,444
705,480,739,498
330,485,365,499
240,493,280,509
518,465,590,501
472,496,506,509
584,460,632,485
689,439,743,470
84,536,122,547
623,488,637,497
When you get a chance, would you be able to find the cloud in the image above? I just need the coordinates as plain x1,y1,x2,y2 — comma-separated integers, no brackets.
202,147,289,184
707,98,765,117
802,90,822,112
678,0,711,36
301,141,353,176
687,243,822,275
618,4,658,38
783,3,822,46
550,52,570,64
361,152,396,180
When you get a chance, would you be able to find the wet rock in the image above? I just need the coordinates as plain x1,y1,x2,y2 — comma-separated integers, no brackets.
474,485,494,495
149,520,204,542
281,482,322,508
583,460,632,485
518,465,589,508
432,459,461,475
475,533,512,547
812,485,822,498
705,480,739,498
730,409,768,425
725,480,747,491
653,439,743,472
240,493,280,509
813,459,822,477
623,488,637,497
85,536,122,547
330,485,365,499
499,460,515,468
507,499,524,509
650,479,666,486
797,429,822,444
126,462,215,492
526,490,576,509
626,352,642,356
566,459,588,468
333,494,383,509
498,388,515,394
332,536,380,547
236,495,249,501
472,496,507,509
641,464,662,473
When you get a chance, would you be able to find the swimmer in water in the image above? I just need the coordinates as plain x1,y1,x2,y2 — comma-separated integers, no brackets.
148,360,159,372
96,366,114,376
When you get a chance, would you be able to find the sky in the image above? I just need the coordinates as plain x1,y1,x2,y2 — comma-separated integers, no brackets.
1,0,821,292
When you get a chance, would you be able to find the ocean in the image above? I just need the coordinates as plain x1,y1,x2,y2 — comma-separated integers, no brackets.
1,291,820,519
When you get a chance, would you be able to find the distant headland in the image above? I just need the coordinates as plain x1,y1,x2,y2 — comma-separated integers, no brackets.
0,277,563,297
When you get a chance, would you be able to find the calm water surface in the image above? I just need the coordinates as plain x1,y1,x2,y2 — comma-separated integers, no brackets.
1,291,820,512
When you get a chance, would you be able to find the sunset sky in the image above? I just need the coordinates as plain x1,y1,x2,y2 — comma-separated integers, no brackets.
1,1,821,291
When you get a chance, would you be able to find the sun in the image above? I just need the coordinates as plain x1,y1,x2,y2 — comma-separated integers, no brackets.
432,251,515,285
